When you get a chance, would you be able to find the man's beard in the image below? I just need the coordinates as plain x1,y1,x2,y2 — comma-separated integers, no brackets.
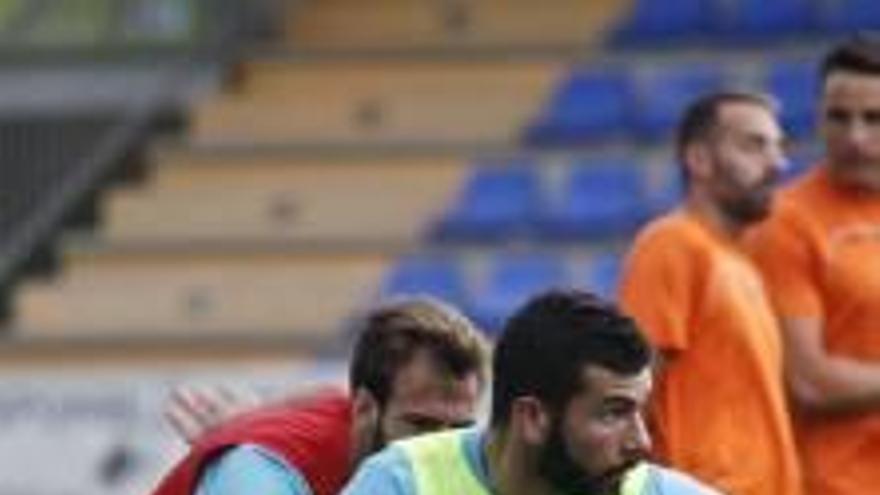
719,183,774,225
830,158,880,191
368,406,388,454
537,424,640,495
716,164,778,225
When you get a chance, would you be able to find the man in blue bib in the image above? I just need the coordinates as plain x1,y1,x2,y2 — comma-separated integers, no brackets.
342,289,722,495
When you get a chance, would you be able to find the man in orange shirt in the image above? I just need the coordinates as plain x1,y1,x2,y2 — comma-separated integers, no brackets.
748,35,880,495
618,91,802,495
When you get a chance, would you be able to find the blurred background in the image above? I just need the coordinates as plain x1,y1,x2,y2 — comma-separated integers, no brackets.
0,0,873,493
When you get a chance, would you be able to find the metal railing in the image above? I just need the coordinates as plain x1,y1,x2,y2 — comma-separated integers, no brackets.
0,0,285,321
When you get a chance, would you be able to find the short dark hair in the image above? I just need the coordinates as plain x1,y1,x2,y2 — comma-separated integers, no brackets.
821,33,880,84
675,91,778,184
676,91,778,166
349,297,489,405
490,289,653,426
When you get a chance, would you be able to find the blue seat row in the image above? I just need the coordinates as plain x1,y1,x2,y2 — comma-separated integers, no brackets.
431,159,679,243
525,59,818,146
612,0,880,47
396,148,820,335
381,252,625,337
432,149,818,244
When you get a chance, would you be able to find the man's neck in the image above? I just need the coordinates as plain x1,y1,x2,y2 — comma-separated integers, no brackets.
684,192,745,239
483,429,556,495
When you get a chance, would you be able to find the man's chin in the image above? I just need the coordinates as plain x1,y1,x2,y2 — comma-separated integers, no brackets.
831,162,880,191
593,462,640,495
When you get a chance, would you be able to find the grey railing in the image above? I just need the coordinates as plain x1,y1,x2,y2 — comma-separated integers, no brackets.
0,0,284,320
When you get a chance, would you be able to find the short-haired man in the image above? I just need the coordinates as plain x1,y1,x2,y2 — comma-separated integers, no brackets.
748,34,880,495
151,297,489,495
618,91,802,494
341,289,720,495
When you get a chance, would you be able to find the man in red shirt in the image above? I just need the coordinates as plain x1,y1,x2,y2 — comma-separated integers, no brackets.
151,296,489,495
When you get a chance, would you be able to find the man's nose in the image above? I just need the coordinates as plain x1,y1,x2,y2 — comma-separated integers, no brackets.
842,118,871,151
625,414,652,455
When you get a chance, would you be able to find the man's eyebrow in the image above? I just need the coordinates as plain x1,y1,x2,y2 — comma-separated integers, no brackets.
601,395,638,409
400,413,475,429
449,418,477,428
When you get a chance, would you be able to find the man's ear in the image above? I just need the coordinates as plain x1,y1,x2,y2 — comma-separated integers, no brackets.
512,397,551,445
684,142,713,182
352,388,380,425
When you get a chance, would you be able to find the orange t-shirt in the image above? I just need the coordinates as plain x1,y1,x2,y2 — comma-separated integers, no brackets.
747,166,880,495
619,209,802,495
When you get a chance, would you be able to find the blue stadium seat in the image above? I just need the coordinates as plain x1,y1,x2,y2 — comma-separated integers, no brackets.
578,252,624,299
611,0,715,45
537,158,650,241
649,165,685,215
523,69,632,146
822,0,880,32
714,0,816,42
468,252,566,336
781,147,821,183
632,64,726,141
431,162,540,242
381,254,467,308
765,60,818,140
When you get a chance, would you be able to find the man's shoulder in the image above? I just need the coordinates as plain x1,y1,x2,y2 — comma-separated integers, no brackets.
340,443,415,495
776,166,830,211
754,171,827,239
213,387,351,433
393,428,468,450
630,210,710,260
644,464,724,495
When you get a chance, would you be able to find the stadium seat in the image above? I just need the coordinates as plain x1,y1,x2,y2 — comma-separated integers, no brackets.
523,68,632,146
431,161,540,242
822,0,880,32
537,158,650,241
469,252,566,336
765,60,818,140
714,0,816,42
649,165,685,215
579,252,624,299
381,254,467,308
611,0,715,45
632,64,726,141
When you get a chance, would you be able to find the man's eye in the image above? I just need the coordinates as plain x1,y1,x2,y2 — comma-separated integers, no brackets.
404,418,443,432
826,109,850,124
863,111,880,125
597,407,626,421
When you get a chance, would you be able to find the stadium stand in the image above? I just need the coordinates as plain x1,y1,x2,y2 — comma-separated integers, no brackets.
536,157,651,241
612,0,714,46
0,1,847,491
14,249,391,339
764,59,819,139
284,0,627,51
713,0,818,42
102,151,467,245
523,68,633,146
468,251,566,335
191,60,560,147
430,159,541,242
822,0,880,33
631,62,728,141
380,253,469,308
577,251,624,300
